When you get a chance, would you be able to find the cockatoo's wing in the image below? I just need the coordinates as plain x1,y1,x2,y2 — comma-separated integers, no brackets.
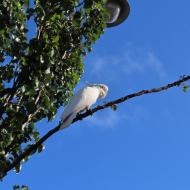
60,86,100,130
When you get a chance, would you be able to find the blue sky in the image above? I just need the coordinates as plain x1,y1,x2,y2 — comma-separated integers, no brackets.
1,0,190,189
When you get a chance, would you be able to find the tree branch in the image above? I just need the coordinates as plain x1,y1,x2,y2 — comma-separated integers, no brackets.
2,75,190,178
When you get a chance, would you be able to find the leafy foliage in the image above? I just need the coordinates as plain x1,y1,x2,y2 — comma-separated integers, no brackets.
0,0,106,179
13,185,28,190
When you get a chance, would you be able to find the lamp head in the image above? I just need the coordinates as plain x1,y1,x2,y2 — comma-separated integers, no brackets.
105,0,130,27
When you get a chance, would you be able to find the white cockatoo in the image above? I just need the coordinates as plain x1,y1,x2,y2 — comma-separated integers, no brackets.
60,84,108,130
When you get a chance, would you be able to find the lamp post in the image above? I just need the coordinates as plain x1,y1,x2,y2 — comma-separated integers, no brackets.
105,0,130,27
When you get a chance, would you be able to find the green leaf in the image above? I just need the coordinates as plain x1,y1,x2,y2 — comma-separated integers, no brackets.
183,85,189,92
14,163,22,174
13,185,20,190
21,185,29,190
44,94,51,108
111,104,118,111
37,144,45,153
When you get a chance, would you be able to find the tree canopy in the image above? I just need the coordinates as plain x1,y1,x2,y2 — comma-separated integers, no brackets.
0,0,107,179
1,2,190,189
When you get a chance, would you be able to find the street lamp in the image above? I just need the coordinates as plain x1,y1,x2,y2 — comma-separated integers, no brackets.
105,0,130,27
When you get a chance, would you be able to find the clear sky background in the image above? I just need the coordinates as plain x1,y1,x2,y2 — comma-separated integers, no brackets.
1,0,190,189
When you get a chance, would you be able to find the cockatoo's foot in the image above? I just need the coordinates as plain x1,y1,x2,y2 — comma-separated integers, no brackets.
79,107,93,115
86,108,93,116
79,107,91,114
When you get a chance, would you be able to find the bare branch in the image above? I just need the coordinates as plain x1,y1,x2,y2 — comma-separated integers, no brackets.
2,75,190,178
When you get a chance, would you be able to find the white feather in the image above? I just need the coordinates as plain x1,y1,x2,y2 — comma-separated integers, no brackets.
60,84,108,130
